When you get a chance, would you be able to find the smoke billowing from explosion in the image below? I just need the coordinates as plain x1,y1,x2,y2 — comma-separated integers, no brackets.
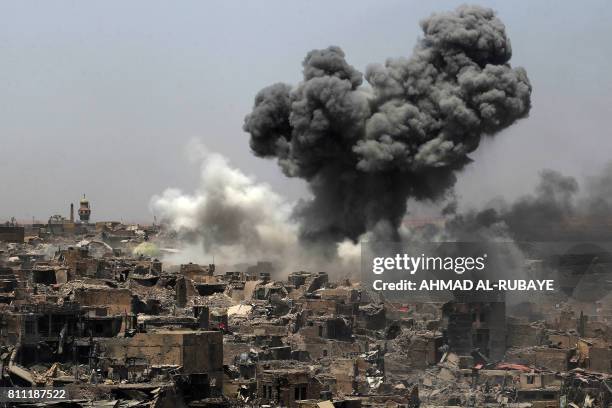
446,163,612,242
150,145,299,262
149,145,360,274
151,5,533,272
244,5,531,245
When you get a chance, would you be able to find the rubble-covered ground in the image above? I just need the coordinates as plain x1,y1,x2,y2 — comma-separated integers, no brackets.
0,222,611,407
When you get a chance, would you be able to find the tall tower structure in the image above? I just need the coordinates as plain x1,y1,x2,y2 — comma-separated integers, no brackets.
78,195,91,223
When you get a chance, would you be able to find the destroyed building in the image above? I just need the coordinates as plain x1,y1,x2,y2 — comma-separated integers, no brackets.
1,222,612,407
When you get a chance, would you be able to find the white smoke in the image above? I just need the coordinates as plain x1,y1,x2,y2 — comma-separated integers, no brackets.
150,143,298,264
150,143,360,276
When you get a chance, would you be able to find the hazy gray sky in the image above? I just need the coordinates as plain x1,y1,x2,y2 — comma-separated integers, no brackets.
1,0,611,222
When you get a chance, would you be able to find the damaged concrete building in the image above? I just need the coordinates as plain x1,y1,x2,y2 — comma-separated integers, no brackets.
0,220,612,407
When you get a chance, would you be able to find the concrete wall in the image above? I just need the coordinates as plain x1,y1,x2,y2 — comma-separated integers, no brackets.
535,348,570,372
100,330,223,384
589,347,612,373
0,226,24,243
73,288,133,315
257,369,321,408
507,323,543,348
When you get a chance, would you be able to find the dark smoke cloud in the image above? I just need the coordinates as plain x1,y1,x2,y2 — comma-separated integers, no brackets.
447,164,612,242
244,5,531,244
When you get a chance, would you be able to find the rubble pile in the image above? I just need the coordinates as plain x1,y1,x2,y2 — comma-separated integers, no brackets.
0,220,611,407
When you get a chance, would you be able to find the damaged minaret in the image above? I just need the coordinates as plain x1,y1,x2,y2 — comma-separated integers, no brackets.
78,194,91,223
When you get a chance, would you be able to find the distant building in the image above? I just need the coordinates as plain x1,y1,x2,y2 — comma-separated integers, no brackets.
0,225,24,243
47,214,75,235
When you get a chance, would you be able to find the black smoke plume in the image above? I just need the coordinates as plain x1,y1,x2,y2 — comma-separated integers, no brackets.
244,5,531,245
448,164,612,242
